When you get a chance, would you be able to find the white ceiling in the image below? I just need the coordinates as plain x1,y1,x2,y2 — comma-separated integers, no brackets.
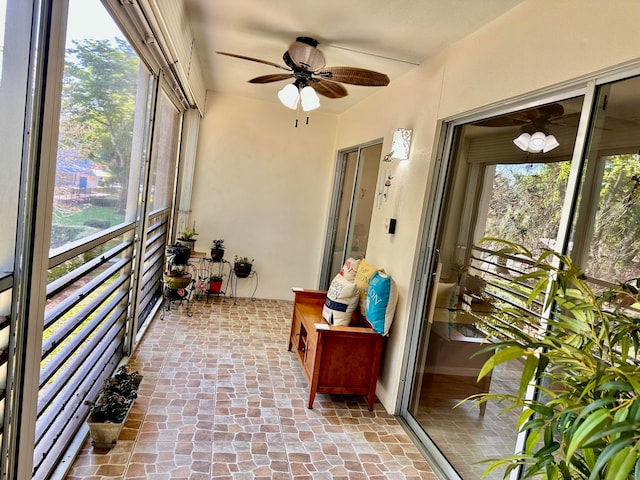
183,0,526,113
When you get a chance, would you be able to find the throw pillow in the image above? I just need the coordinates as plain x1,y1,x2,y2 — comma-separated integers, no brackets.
365,272,398,336
432,281,459,323
322,274,359,326
435,282,458,309
355,259,383,315
339,257,361,283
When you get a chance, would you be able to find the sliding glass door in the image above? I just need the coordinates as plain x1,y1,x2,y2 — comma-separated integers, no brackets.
403,72,640,479
322,142,382,287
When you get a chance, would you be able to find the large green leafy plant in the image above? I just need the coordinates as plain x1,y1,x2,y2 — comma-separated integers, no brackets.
466,239,640,479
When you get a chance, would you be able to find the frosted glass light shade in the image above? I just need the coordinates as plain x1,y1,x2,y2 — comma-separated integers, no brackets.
300,85,320,111
391,128,412,160
278,84,299,109
513,133,531,151
528,132,546,152
543,134,560,152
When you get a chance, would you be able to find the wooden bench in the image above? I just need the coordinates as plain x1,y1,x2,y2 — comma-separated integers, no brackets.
287,288,384,410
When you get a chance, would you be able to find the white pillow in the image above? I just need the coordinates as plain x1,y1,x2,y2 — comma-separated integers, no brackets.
339,257,361,283
322,274,359,326
435,282,458,309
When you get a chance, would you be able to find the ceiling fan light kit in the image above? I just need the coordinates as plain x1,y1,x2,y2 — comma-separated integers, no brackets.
513,131,560,153
277,82,321,112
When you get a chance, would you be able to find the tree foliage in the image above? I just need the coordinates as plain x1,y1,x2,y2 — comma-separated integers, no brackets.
485,161,571,254
60,38,139,211
484,155,640,283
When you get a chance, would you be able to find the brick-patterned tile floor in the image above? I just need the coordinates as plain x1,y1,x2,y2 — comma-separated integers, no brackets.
65,298,436,479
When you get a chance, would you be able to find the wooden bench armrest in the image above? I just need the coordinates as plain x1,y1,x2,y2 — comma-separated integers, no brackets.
292,288,327,299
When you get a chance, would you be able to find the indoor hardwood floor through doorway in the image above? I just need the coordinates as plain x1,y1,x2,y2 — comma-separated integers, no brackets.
65,298,435,479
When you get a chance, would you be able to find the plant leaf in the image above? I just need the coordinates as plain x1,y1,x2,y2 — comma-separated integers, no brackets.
588,437,634,480
565,409,610,461
478,346,525,380
603,446,637,480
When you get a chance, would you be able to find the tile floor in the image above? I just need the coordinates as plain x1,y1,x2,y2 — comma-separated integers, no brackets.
65,298,436,479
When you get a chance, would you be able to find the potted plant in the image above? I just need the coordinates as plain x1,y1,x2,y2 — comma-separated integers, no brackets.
165,243,191,264
177,223,198,254
233,256,254,278
85,365,142,448
163,246,192,291
210,239,225,262
461,238,640,479
208,273,224,293
163,270,192,290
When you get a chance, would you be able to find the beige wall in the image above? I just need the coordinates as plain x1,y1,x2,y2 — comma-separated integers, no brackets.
191,0,640,412
190,93,339,299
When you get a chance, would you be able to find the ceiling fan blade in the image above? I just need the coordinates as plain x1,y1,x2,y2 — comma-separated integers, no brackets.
248,74,294,84
473,117,529,127
310,79,348,99
317,67,390,86
288,39,326,71
474,104,567,128
216,51,291,72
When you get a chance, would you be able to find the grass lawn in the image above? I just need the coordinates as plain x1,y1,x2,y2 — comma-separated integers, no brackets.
52,204,125,227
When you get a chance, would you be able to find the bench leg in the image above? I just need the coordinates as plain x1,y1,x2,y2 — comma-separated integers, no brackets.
478,376,491,416
367,394,375,411
307,388,316,409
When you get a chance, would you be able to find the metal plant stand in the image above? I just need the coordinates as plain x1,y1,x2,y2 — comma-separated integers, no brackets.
229,269,258,305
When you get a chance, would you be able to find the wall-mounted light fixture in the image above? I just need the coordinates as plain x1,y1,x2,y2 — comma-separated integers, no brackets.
513,131,559,153
391,128,412,160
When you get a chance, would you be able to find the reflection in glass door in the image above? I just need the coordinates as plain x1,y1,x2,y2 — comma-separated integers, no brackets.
323,142,382,286
408,96,585,479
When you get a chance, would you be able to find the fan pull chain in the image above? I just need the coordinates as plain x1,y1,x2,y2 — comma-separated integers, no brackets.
292,104,311,127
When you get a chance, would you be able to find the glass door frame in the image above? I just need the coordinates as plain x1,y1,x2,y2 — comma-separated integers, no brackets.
394,73,633,478
319,138,383,289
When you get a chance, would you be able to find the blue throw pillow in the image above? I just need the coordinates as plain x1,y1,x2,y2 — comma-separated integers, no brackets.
365,272,398,335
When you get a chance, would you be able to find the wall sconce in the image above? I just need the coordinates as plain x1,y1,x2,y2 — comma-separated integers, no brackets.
391,128,412,160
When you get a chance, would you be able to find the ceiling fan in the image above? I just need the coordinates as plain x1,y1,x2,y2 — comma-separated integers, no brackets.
217,36,390,111
474,103,569,153
473,103,568,130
